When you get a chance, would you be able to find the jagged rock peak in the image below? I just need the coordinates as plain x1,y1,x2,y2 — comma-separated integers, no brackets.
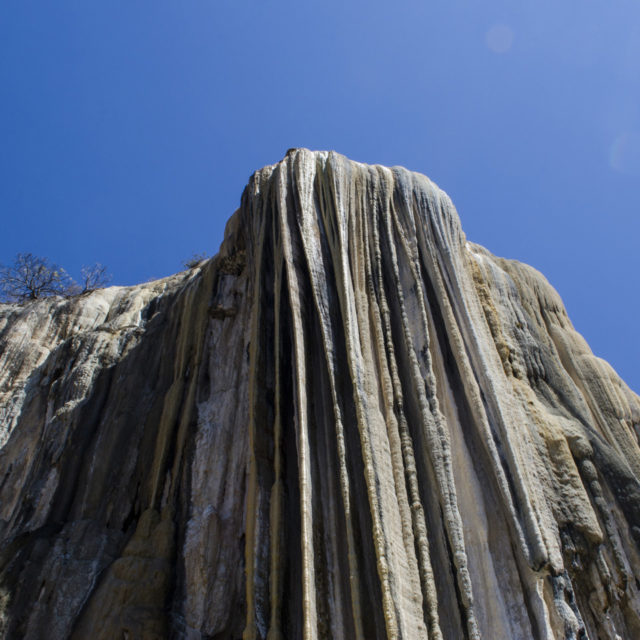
1,149,639,639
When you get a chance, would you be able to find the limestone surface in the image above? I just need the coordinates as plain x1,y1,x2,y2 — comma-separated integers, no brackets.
1,150,639,639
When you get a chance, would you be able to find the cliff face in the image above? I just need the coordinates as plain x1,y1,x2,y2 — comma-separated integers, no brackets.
1,150,639,640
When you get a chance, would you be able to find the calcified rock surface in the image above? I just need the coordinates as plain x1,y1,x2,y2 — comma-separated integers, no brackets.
1,150,640,640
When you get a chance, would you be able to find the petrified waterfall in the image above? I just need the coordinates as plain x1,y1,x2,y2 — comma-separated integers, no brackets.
1,149,639,639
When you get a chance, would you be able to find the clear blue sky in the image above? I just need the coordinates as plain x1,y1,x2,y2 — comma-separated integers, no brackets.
1,2,638,392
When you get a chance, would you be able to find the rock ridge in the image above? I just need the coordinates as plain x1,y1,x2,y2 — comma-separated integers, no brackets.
0,149,639,639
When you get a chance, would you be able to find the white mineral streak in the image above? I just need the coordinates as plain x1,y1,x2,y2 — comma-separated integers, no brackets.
1,149,640,639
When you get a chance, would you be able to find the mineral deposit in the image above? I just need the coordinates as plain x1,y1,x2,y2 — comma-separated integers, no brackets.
1,150,639,639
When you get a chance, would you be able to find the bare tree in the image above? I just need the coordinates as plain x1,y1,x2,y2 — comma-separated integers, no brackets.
0,253,76,302
79,263,111,293
182,253,209,269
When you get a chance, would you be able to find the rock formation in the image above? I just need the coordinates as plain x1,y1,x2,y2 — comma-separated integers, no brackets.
1,149,639,639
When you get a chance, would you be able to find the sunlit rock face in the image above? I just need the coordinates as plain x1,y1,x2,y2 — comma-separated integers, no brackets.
1,149,639,640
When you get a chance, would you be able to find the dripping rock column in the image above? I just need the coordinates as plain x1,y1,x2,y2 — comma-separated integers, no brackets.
1,149,639,640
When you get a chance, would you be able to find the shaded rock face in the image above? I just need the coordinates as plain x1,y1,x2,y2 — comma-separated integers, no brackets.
1,150,639,640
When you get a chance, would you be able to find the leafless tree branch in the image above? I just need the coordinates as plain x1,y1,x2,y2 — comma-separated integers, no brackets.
0,253,77,302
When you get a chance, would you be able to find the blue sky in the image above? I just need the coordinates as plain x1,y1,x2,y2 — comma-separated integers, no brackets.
1,2,638,391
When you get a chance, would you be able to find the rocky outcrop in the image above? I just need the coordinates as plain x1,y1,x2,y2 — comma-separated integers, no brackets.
1,149,639,639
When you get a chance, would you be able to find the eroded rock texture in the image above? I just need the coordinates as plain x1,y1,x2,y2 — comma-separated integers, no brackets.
1,149,639,639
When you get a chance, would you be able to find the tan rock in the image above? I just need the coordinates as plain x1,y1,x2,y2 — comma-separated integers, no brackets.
0,150,639,639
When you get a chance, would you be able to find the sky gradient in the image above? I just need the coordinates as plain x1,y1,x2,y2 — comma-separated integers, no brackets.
1,1,639,391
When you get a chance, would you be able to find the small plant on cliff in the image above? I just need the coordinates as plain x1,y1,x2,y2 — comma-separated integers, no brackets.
79,263,111,293
0,254,112,302
0,253,76,302
183,252,208,269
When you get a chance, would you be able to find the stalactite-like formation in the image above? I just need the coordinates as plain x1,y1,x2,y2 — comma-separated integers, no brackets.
1,149,639,639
